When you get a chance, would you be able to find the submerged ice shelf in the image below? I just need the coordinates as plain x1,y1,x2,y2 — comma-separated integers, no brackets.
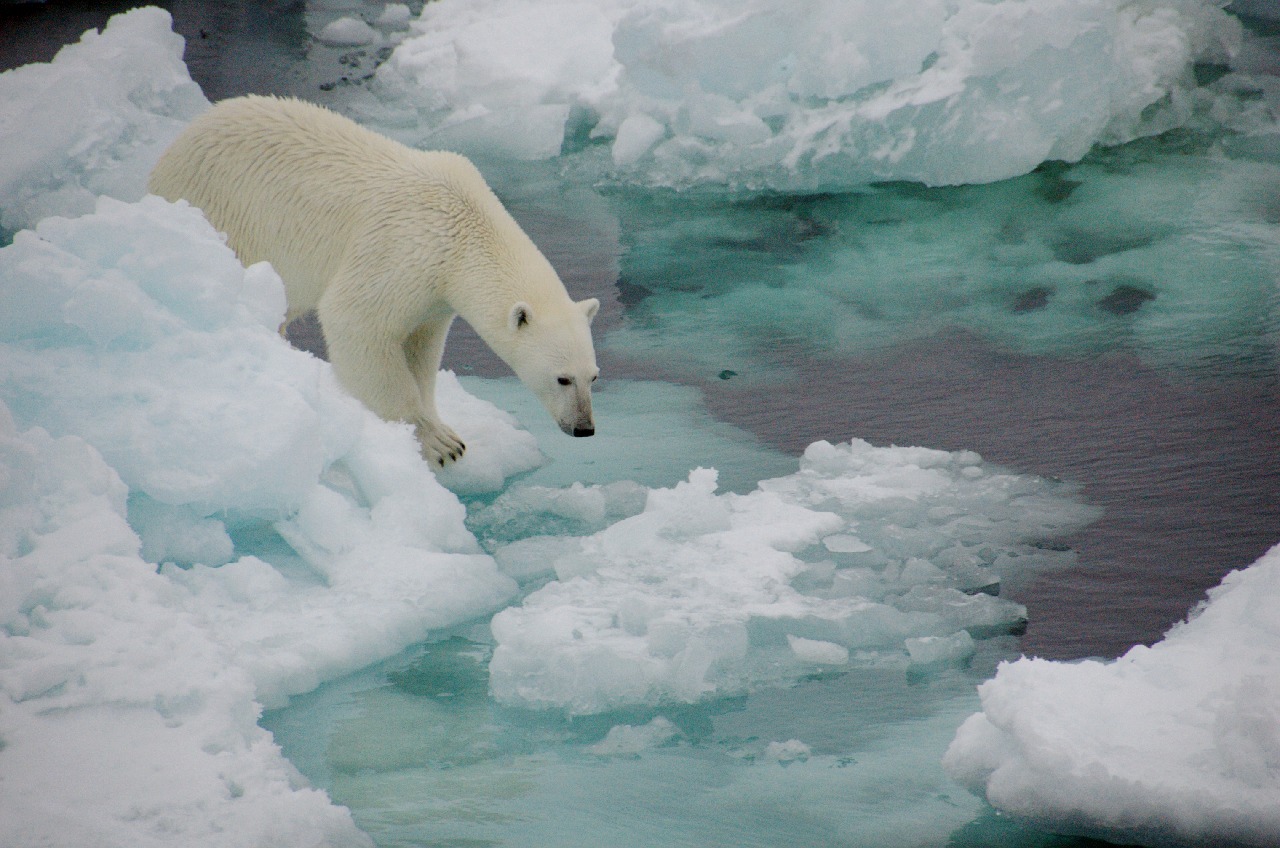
600,148,1280,384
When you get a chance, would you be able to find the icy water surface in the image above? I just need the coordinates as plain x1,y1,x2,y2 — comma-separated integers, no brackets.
6,2,1278,846
262,136,1280,843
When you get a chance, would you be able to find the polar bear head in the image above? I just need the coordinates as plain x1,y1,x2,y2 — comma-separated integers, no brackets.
505,296,601,437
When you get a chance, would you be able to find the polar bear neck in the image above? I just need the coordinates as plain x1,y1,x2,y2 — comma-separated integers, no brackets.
417,159,578,359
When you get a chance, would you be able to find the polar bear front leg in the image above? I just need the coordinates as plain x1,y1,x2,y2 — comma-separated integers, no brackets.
405,315,466,466
318,291,464,467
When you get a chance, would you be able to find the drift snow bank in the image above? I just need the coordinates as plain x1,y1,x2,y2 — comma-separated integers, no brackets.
944,546,1280,847
0,192,528,846
486,443,1098,714
370,0,1246,188
0,7,209,235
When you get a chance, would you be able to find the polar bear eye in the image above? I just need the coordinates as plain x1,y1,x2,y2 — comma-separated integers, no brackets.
557,377,572,386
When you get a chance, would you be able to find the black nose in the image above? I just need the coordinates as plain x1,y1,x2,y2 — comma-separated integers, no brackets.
573,427,595,437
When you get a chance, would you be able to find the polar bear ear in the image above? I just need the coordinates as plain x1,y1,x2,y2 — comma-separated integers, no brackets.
578,298,600,324
509,302,532,331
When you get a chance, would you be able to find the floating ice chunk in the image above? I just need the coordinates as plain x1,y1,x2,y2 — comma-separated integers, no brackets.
590,717,681,756
612,113,667,166
905,630,976,667
0,7,208,233
763,739,812,763
490,441,1096,714
318,16,379,47
788,635,850,666
944,545,1280,847
377,4,413,28
823,534,873,554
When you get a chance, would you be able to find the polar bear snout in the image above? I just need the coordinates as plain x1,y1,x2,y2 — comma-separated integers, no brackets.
558,405,595,438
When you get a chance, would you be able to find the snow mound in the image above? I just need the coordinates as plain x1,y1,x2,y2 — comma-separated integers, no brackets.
944,546,1280,848
370,0,1245,189
489,442,1098,714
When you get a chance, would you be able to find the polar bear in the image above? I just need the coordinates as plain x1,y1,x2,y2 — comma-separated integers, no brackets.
148,95,599,466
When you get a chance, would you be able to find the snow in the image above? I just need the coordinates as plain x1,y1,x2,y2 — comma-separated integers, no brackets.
944,545,1280,847
0,16,532,838
3,4,1279,847
0,408,375,848
365,0,1252,189
0,190,527,848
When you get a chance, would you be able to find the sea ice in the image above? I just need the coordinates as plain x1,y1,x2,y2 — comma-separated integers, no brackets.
318,16,380,47
0,149,525,847
945,545,1280,847
0,7,208,234
368,0,1251,189
0,406,375,848
6,6,1279,847
489,444,1097,714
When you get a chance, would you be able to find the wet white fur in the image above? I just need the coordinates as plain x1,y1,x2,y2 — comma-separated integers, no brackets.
149,95,599,465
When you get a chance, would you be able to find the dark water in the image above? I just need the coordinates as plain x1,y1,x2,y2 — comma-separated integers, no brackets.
4,0,1277,671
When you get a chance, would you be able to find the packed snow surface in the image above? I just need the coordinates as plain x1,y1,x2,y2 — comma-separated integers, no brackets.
368,0,1252,188
945,546,1280,847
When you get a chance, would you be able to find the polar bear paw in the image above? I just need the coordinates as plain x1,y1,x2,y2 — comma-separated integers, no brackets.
414,418,467,467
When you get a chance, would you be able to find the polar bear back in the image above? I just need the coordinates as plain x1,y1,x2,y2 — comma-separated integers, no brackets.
147,95,531,316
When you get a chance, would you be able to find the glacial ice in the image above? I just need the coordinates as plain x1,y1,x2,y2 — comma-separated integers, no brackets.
367,0,1255,189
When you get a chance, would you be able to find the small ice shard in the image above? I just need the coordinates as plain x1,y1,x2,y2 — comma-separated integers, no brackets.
905,630,976,667
318,17,378,47
787,634,850,666
823,534,873,553
763,739,812,763
589,717,680,756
